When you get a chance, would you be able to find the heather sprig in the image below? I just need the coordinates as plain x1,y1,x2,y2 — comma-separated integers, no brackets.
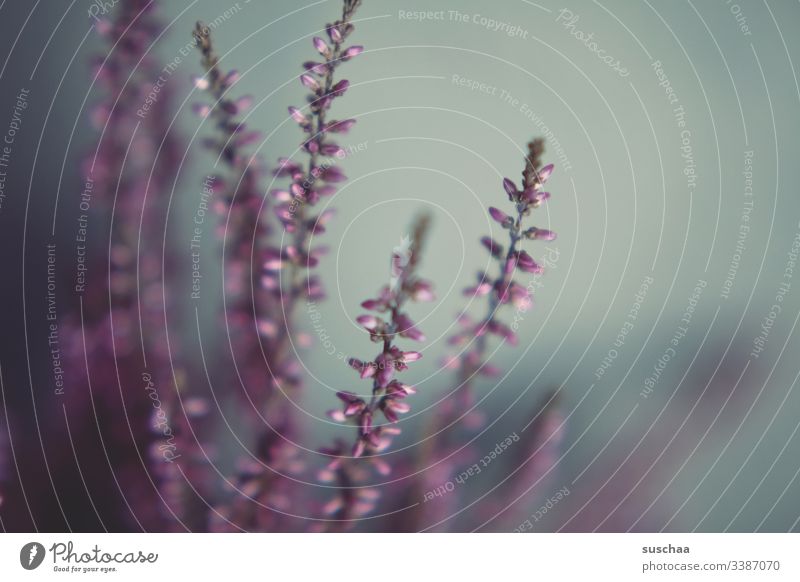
318,216,433,524
336,215,432,460
192,25,314,531
269,0,364,310
192,21,266,283
192,24,300,398
447,138,556,403
398,140,557,532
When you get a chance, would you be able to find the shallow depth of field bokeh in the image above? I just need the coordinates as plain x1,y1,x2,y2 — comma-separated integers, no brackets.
1,0,799,532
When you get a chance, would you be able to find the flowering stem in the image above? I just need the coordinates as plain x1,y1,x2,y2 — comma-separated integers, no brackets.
320,215,433,524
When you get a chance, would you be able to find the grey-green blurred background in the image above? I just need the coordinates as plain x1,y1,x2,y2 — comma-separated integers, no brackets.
2,0,799,531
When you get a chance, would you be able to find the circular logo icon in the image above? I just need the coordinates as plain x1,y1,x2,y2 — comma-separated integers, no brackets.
20,542,46,570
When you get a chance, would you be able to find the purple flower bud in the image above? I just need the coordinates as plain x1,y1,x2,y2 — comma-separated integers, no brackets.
344,400,364,416
465,281,492,297
336,390,359,403
361,299,383,310
488,320,518,345
509,283,532,310
304,139,320,154
273,157,303,177
288,106,309,125
394,382,417,395
270,189,291,202
320,142,344,157
263,249,283,271
503,177,518,199
356,314,380,330
396,313,426,341
536,163,554,185
331,79,349,97
303,61,329,75
480,236,503,258
410,279,435,302
488,206,510,226
382,404,398,423
300,74,320,91
342,45,364,60
525,227,557,241
313,36,330,57
389,400,410,414
327,409,346,422
530,191,551,207
360,411,372,435
516,250,543,274
289,183,306,199
327,24,343,43
320,165,346,182
504,255,518,275
400,351,422,363
326,119,357,133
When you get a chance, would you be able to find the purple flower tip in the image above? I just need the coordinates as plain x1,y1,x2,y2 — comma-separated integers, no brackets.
536,163,554,185
336,390,358,403
300,74,320,91
528,227,557,241
331,79,349,97
342,45,364,60
480,236,503,257
488,206,510,225
288,106,309,125
327,119,357,133
517,250,543,274
327,24,343,44
503,178,518,198
356,314,380,330
313,36,330,57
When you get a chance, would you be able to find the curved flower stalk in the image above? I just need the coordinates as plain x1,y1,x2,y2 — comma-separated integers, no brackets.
269,0,363,314
446,138,556,419
192,23,286,397
397,139,557,532
192,0,365,531
192,25,310,531
319,215,434,526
